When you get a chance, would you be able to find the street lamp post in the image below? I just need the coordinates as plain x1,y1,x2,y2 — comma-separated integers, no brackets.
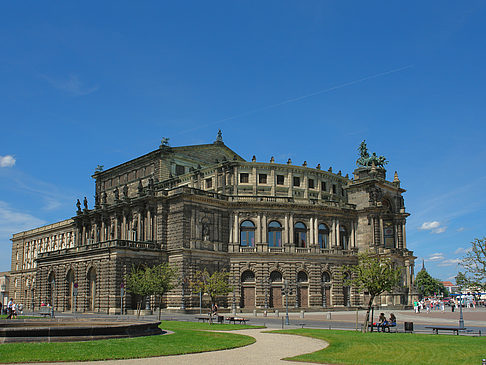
281,280,293,326
50,280,55,318
459,296,464,328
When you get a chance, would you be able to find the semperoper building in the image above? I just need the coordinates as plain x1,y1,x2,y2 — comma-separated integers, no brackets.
9,133,416,313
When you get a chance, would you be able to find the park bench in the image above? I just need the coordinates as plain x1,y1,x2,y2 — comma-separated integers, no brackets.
38,307,53,318
368,322,397,333
196,316,210,322
225,316,248,325
425,326,466,335
196,315,224,323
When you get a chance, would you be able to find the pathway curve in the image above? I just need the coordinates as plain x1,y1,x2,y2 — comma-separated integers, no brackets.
39,329,328,365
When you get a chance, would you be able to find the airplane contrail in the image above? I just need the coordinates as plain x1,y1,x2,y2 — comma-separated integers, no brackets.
175,64,414,136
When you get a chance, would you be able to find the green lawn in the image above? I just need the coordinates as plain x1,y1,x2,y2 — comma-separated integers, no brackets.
271,329,486,365
0,321,260,363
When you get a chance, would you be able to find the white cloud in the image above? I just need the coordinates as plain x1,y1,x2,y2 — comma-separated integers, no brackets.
419,221,447,234
428,252,445,262
454,247,469,255
457,227,465,232
41,74,99,96
0,155,16,167
0,201,45,236
437,259,461,267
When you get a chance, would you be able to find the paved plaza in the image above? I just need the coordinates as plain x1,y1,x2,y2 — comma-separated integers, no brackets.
11,307,486,365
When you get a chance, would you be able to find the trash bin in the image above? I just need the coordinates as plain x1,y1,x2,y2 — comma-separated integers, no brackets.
218,315,224,324
404,321,413,333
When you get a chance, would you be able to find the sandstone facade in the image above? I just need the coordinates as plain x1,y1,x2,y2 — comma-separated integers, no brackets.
9,136,416,313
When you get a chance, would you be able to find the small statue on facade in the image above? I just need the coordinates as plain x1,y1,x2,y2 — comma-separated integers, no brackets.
202,222,210,241
95,165,104,173
138,180,144,196
122,185,128,198
216,129,223,143
148,177,154,191
102,192,107,205
94,192,100,207
113,187,119,201
76,199,81,213
83,197,88,210
160,137,170,147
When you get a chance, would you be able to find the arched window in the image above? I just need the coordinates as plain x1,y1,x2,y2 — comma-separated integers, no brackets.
340,226,348,249
241,270,255,283
66,270,74,311
270,271,283,283
297,271,308,283
343,272,351,307
322,272,331,283
87,267,96,312
240,220,255,247
318,224,329,249
294,222,307,247
47,272,55,306
268,221,282,247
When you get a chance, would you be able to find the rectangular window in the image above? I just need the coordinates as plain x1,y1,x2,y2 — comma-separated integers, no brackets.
175,164,185,176
205,178,212,188
321,181,327,191
341,188,345,196
240,173,249,183
259,174,267,184
332,184,337,194
308,178,314,189
277,175,285,185
293,176,300,187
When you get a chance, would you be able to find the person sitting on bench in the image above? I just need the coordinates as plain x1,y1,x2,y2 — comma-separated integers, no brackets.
388,313,396,327
378,313,387,332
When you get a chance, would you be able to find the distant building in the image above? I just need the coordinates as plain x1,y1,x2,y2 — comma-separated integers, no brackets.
9,134,416,313
441,281,460,294
0,272,10,308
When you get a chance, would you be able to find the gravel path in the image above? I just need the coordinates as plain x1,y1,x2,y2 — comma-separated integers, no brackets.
41,329,327,365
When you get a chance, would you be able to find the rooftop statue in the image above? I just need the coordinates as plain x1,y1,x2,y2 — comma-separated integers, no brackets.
356,140,388,168
216,129,223,142
160,137,170,147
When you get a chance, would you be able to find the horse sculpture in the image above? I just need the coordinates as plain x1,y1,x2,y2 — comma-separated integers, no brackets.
356,140,388,168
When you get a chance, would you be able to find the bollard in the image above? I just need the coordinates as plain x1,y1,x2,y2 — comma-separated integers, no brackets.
253,309,257,317
275,309,279,317
264,310,267,317
326,312,331,320
282,316,284,329
300,310,305,318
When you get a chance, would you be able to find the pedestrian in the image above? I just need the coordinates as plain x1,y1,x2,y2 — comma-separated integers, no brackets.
6,298,13,319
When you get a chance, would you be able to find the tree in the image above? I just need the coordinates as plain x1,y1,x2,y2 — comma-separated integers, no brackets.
125,263,177,319
125,265,151,318
344,252,401,333
459,237,486,291
414,268,447,297
190,268,232,322
146,263,178,320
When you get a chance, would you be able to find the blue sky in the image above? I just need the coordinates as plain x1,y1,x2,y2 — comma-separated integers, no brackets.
1,1,485,281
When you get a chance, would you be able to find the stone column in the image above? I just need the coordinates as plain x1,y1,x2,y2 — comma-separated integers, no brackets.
309,217,314,245
284,214,289,244
379,217,384,247
314,218,319,246
351,221,356,248
402,221,407,249
122,215,127,240
256,213,262,243
234,213,239,243
262,214,267,244
270,168,275,196
287,171,293,198
330,219,335,248
336,219,341,248
229,213,233,244
289,214,294,245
